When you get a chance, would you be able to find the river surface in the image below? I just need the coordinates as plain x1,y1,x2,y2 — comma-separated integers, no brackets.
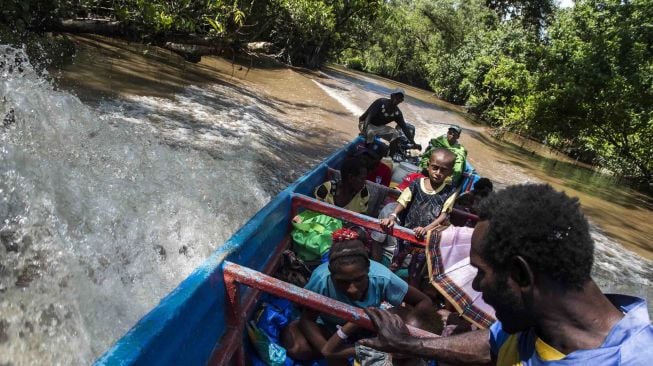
1,35,651,365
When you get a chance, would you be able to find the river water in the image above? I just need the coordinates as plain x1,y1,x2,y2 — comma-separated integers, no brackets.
0,36,651,365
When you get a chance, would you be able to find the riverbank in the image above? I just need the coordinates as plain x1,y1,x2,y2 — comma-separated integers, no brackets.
53,34,356,146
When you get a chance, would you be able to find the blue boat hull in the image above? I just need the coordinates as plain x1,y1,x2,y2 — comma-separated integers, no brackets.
95,140,355,365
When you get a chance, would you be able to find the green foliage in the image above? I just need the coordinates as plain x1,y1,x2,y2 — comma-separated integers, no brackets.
342,0,652,185
460,22,540,126
114,0,248,35
530,0,653,181
341,52,365,70
266,0,381,67
0,0,381,67
265,0,335,66
1,0,81,31
0,0,249,37
486,0,556,32
468,55,534,126
338,0,446,88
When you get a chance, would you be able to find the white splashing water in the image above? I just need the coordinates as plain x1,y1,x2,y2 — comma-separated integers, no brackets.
0,45,307,365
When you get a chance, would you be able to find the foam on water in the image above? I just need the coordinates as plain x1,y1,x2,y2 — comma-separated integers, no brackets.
311,79,363,116
101,84,297,152
0,46,299,365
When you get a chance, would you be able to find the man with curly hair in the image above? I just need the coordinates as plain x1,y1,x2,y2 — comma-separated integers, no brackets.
359,184,653,365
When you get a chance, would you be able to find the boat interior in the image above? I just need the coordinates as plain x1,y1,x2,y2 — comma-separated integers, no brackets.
96,138,479,365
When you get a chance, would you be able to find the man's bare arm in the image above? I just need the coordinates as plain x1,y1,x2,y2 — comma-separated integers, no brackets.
359,308,492,365
405,330,491,364
395,114,416,145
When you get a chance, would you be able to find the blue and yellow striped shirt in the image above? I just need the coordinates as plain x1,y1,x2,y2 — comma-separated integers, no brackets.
489,295,653,365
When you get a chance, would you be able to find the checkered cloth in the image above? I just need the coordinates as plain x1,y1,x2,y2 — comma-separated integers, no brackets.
426,227,495,329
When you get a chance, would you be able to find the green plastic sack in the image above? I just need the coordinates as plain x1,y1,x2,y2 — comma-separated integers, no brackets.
247,321,287,366
291,210,342,261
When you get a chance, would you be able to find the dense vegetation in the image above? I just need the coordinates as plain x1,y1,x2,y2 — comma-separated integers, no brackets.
1,0,651,186
0,1,382,65
340,0,652,187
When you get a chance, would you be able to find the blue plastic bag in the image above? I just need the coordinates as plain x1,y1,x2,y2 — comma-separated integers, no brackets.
255,295,294,343
247,321,287,366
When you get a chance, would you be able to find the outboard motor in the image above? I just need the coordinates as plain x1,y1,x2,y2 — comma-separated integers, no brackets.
390,123,421,164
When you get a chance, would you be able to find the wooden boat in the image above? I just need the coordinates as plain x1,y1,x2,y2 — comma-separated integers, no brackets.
95,137,480,365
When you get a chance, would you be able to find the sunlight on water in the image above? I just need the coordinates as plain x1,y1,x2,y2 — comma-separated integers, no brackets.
0,45,291,365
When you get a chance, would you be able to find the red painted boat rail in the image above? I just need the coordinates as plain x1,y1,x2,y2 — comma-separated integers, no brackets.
214,261,438,365
291,193,427,247
210,191,473,365
208,237,290,366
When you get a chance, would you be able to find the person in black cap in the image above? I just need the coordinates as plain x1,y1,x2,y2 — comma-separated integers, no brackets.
358,88,417,148
419,124,467,186
451,177,493,227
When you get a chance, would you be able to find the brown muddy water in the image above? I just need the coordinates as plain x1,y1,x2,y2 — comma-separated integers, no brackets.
0,34,651,365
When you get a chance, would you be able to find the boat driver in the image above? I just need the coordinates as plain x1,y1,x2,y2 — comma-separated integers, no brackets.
359,88,417,148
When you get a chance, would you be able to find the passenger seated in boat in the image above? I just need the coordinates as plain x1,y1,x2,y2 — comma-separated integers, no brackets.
354,144,392,187
281,228,431,363
314,157,369,214
419,125,467,187
380,149,457,286
450,177,493,227
368,168,428,262
361,184,653,366
322,306,443,366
